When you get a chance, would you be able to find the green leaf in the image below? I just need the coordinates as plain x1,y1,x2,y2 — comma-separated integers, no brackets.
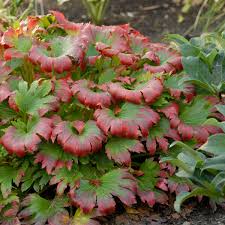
211,172,225,190
179,96,212,126
15,80,54,115
166,34,189,46
137,159,160,191
14,36,32,52
216,104,225,116
200,134,225,155
20,194,69,224
174,188,210,212
0,101,17,121
182,56,216,94
148,117,170,139
98,68,116,84
105,137,144,165
71,169,137,214
0,166,21,198
202,155,225,172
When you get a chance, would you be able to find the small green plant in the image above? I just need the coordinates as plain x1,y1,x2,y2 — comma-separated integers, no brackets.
58,0,110,25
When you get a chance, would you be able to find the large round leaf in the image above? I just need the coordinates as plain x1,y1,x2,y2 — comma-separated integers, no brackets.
1,117,53,157
144,44,182,74
72,80,112,109
29,36,87,73
70,169,137,214
34,142,77,174
108,78,163,104
94,103,160,138
52,120,106,157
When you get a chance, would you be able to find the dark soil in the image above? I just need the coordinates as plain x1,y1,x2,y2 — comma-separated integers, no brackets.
99,202,225,225
40,0,224,224
43,0,200,41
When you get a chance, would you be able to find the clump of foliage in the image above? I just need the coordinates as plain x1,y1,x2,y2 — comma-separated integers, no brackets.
0,11,224,224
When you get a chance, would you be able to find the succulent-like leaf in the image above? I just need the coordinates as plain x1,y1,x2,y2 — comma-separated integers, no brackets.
94,103,159,138
105,137,145,165
15,80,55,116
52,120,106,156
72,80,112,109
108,78,163,104
1,117,52,157
35,142,78,174
70,169,137,214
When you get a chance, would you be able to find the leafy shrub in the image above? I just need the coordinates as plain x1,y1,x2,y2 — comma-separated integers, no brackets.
0,11,224,224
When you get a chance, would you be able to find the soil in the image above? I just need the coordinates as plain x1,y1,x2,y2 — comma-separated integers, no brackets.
43,0,200,41
100,202,225,225
40,0,224,224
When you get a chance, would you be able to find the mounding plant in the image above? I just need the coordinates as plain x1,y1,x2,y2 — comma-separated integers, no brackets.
0,11,224,224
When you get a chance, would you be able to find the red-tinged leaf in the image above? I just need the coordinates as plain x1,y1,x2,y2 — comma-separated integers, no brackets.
0,83,11,103
108,78,163,104
28,36,87,73
117,53,139,66
142,51,160,65
50,10,83,32
53,79,72,103
4,48,25,60
0,61,13,82
177,123,194,141
70,169,137,214
115,76,136,85
94,25,130,53
72,80,112,109
1,117,52,157
48,211,71,225
105,137,145,165
34,143,77,174
52,120,106,157
164,75,195,102
144,45,182,74
138,191,155,207
136,159,161,207
19,194,69,225
73,208,102,225
94,102,159,138
147,118,180,155
50,166,82,195
1,217,21,225
156,178,168,191
3,201,19,217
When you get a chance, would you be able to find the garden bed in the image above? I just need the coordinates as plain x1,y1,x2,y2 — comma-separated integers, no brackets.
43,0,200,41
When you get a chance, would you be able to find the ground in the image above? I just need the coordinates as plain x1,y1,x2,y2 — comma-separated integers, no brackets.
43,0,200,41
41,0,224,224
